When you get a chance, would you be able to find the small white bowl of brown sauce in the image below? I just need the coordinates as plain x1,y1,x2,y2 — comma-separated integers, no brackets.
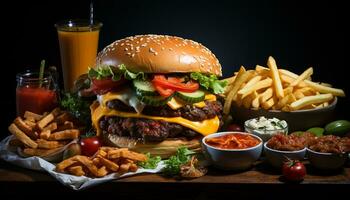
202,132,263,170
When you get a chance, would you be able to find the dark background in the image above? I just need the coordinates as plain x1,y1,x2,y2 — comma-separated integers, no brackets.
1,0,348,133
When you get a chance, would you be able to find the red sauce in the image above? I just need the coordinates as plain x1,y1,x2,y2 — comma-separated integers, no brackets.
16,87,58,117
205,133,260,149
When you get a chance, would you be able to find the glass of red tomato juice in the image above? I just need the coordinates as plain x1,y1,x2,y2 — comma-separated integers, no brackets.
16,71,58,117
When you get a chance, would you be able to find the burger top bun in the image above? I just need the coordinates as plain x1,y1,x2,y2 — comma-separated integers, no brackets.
96,34,222,76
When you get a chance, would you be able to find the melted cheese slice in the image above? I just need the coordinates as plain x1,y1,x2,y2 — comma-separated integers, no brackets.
92,104,220,137
167,94,217,110
99,88,145,113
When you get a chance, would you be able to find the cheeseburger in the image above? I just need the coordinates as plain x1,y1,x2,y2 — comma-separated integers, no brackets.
88,34,227,158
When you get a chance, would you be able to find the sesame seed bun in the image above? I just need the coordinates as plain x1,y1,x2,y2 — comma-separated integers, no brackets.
96,34,222,76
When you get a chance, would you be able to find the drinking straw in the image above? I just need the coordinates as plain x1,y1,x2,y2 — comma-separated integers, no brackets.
39,60,45,88
90,1,94,26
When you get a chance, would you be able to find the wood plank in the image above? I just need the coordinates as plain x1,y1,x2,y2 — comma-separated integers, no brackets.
0,160,349,184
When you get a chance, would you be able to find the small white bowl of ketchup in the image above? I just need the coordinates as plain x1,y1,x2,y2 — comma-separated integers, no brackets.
202,132,263,171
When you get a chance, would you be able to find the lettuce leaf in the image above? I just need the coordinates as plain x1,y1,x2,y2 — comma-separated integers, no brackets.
190,72,227,94
163,147,195,176
138,153,161,169
88,64,145,81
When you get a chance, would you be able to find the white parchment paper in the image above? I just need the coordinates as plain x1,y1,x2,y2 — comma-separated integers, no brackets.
0,135,164,190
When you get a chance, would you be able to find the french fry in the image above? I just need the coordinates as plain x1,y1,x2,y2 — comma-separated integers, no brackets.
223,67,252,114
24,111,42,121
8,123,38,149
304,80,345,97
243,75,262,89
36,139,64,149
242,92,258,109
290,67,313,87
283,87,294,95
100,146,117,152
67,165,85,176
37,113,54,130
23,119,36,128
14,117,37,139
92,157,101,167
237,78,272,99
97,166,109,177
55,113,71,125
259,88,274,104
293,90,305,100
74,155,101,177
48,129,79,141
119,163,131,174
42,122,57,132
56,156,79,172
56,121,74,131
108,148,147,162
262,97,278,110
320,82,332,87
290,94,333,110
95,149,108,158
222,75,236,86
23,147,62,157
40,130,51,140
267,56,284,98
252,94,261,109
98,156,119,172
295,87,314,96
275,93,296,110
50,107,62,117
129,163,138,172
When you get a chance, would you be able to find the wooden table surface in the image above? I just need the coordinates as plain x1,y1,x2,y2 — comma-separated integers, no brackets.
1,158,349,198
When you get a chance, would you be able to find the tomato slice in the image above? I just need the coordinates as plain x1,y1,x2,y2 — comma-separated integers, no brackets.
152,75,199,93
91,77,126,94
154,84,175,97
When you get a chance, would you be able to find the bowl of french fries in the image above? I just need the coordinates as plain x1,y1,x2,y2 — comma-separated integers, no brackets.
8,108,81,162
223,56,345,132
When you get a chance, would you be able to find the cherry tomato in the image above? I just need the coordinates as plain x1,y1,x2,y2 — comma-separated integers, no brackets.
282,159,306,182
80,136,102,157
226,124,243,132
91,77,126,94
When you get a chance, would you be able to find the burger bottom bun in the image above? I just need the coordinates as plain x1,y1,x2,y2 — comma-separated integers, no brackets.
103,133,202,158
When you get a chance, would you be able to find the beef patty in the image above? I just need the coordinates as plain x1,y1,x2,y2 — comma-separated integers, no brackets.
106,100,223,122
99,116,201,142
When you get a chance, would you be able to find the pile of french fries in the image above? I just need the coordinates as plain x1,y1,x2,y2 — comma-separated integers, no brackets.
56,147,147,177
223,56,345,114
8,108,80,157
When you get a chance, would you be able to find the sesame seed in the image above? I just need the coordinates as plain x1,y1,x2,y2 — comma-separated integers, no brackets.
149,47,156,53
141,43,147,47
124,48,129,51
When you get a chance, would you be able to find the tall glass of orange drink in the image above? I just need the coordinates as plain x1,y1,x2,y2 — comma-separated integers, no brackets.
55,19,102,91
